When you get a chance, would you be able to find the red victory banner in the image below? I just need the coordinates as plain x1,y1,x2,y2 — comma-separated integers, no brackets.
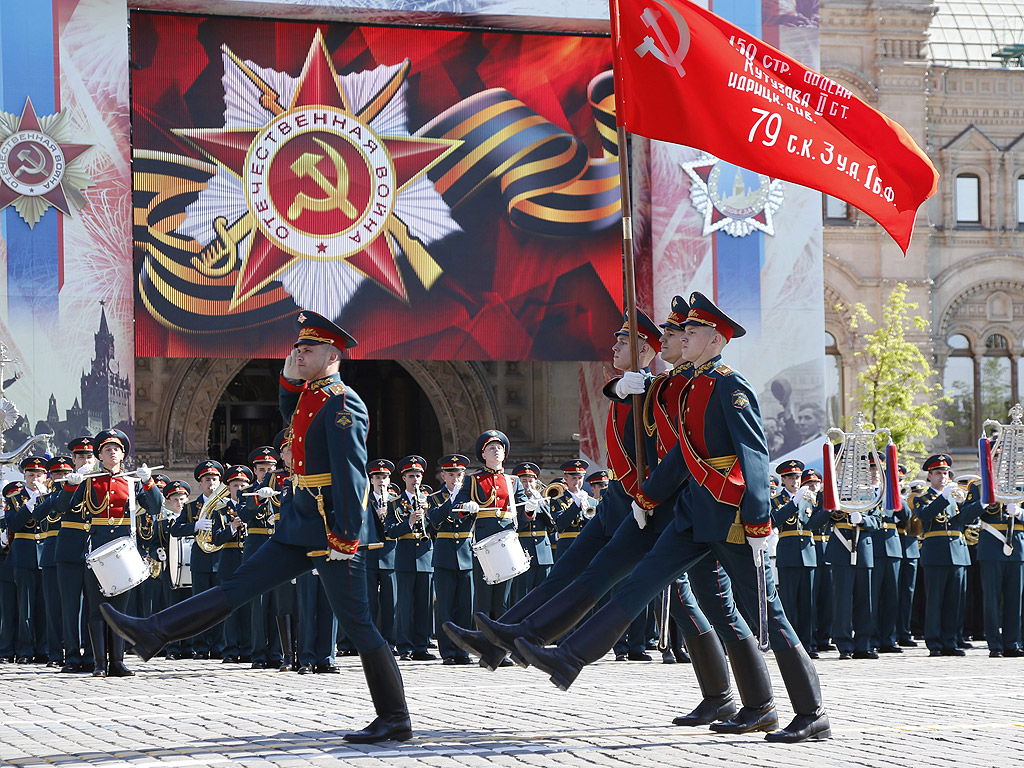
610,0,939,253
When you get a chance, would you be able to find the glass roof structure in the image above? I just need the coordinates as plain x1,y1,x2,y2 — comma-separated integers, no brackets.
927,0,1024,67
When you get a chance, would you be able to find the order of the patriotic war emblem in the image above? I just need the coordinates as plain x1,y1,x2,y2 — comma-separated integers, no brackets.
0,97,92,228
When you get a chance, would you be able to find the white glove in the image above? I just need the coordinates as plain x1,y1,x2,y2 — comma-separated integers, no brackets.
63,472,84,487
136,464,151,483
790,486,807,503
0,530,8,548
523,498,538,512
457,501,480,516
1008,503,1024,521
256,486,279,501
282,349,301,380
329,548,355,561
849,510,864,525
748,535,771,565
31,479,48,496
194,517,213,532
940,484,954,500
614,371,647,398
631,500,648,530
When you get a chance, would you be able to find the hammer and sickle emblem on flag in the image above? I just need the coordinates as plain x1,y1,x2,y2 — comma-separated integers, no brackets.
287,137,358,222
635,0,691,78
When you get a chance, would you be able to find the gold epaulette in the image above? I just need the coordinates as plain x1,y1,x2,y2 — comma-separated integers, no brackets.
714,363,734,376
325,383,347,396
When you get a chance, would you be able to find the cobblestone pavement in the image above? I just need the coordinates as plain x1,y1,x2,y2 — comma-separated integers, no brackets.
2,644,1021,767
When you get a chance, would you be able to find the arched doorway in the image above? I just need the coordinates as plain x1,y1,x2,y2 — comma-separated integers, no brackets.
208,359,444,470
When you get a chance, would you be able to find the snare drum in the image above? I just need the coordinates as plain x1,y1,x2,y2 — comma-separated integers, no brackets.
86,537,149,597
472,529,531,585
168,535,194,590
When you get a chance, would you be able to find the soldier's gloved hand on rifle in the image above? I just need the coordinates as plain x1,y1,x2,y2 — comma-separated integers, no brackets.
194,517,213,533
457,501,479,517
631,500,649,530
748,533,770,565
614,371,647,398
256,486,279,501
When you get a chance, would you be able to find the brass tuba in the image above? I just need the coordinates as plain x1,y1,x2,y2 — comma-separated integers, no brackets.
195,483,230,554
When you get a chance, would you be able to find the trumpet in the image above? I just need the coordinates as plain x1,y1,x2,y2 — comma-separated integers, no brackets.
543,481,567,499
943,481,967,504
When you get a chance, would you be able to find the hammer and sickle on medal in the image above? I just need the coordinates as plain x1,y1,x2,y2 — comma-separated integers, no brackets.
635,0,691,78
14,145,47,178
286,137,358,222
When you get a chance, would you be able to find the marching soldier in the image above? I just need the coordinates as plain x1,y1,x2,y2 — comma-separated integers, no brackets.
911,454,971,656
6,456,49,663
212,465,254,663
464,301,766,732
427,454,474,665
101,310,413,743
961,479,1024,656
169,460,224,659
452,430,532,620
771,464,829,656
511,462,555,602
510,293,829,743
365,459,397,653
826,452,881,660
385,456,435,661
240,447,282,669
550,460,594,561
55,439,97,672
55,429,161,677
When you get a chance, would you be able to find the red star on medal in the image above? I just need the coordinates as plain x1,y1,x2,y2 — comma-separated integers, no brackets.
176,32,459,306
0,97,91,222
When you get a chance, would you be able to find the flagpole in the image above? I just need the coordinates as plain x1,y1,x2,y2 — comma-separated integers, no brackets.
615,124,646,485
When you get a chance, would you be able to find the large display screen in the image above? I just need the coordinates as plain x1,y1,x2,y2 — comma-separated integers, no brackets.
131,12,623,360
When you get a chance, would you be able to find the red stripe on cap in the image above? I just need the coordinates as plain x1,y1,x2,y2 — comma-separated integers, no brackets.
687,308,735,340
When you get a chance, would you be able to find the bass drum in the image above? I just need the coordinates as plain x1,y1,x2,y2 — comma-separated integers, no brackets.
168,535,194,590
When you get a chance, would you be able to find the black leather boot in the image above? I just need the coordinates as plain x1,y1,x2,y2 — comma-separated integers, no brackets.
101,587,233,662
87,621,106,678
276,614,294,672
106,626,135,677
476,581,598,665
443,582,555,671
765,645,831,742
343,644,413,743
709,636,778,734
514,601,632,691
672,630,737,726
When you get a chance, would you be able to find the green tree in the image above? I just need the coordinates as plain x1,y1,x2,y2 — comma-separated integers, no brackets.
843,282,946,477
